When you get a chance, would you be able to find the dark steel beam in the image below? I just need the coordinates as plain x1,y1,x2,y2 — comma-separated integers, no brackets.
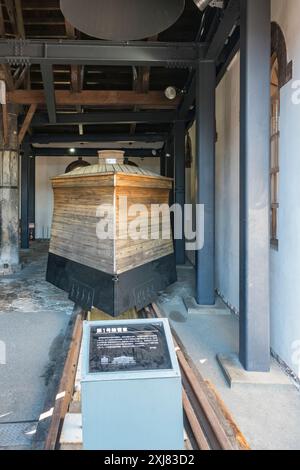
196,60,216,306
23,110,191,127
40,63,56,124
174,121,186,266
239,0,271,372
0,39,206,67
160,154,166,177
8,89,180,108
178,73,196,119
28,153,36,240
32,148,161,158
206,0,240,61
179,0,241,120
216,28,240,85
30,133,167,144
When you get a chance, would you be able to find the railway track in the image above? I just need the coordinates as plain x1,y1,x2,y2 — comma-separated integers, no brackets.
34,303,250,451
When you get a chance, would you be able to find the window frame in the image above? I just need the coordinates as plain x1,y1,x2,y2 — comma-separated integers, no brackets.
270,53,280,249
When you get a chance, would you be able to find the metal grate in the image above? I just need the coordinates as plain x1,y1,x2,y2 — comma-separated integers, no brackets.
0,421,37,449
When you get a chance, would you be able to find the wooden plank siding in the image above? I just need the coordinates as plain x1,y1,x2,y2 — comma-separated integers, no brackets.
49,171,174,276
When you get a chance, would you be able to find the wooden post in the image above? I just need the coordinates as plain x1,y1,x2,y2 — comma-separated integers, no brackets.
0,104,20,275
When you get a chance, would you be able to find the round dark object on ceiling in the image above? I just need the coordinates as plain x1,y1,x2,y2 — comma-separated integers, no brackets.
60,0,185,41
65,158,91,173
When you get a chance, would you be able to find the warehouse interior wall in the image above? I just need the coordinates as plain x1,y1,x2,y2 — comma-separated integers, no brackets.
269,0,300,376
188,0,300,377
215,52,240,313
35,156,160,240
186,123,197,266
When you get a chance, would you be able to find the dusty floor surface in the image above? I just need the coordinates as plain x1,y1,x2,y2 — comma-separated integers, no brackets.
0,241,74,449
158,265,300,451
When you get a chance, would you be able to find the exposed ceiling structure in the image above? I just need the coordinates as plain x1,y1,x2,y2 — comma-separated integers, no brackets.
0,0,240,152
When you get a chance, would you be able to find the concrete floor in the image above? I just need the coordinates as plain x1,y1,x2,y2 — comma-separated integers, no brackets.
158,266,300,450
0,241,73,449
1,244,299,450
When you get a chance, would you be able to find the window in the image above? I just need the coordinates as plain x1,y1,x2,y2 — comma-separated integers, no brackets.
269,22,293,249
270,54,280,248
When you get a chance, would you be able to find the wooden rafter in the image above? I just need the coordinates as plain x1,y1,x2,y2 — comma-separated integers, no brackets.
65,20,82,94
0,3,5,35
65,19,83,134
130,35,158,134
14,64,29,89
15,0,25,39
7,90,180,108
0,3,15,91
4,0,18,36
0,2,27,91
65,20,75,38
18,103,37,144
0,79,8,144
2,102,8,144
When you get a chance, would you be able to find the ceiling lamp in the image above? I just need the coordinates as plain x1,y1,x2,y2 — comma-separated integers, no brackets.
60,0,185,41
165,86,177,100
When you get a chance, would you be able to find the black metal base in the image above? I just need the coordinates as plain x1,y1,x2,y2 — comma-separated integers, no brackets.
46,252,177,317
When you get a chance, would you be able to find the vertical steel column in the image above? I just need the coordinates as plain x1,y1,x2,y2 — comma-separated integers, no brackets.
21,144,31,249
41,63,56,124
160,153,166,177
195,60,216,305
29,153,36,239
240,0,271,371
174,121,186,265
165,136,175,206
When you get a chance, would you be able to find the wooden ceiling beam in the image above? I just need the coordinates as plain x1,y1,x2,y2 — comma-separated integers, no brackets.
0,4,5,36
4,0,18,36
7,90,180,108
0,3,15,90
130,35,157,135
18,103,37,144
22,0,60,10
0,64,15,90
15,0,25,39
14,64,29,89
65,20,82,96
65,20,75,38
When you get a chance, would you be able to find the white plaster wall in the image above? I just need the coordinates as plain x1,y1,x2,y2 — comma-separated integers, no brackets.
215,53,240,311
35,155,160,239
35,156,98,238
212,0,300,376
186,123,197,265
270,0,300,375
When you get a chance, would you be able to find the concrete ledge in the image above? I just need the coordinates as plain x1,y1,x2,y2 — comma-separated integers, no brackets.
60,413,82,450
183,296,231,316
217,353,294,388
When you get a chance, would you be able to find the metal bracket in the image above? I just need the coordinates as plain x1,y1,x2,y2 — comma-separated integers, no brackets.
6,39,31,67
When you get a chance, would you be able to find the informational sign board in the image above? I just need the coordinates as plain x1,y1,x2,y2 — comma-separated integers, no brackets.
82,319,183,450
89,322,172,373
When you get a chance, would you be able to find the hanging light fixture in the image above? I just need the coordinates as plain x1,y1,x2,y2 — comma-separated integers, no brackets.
60,0,185,41
164,86,177,101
